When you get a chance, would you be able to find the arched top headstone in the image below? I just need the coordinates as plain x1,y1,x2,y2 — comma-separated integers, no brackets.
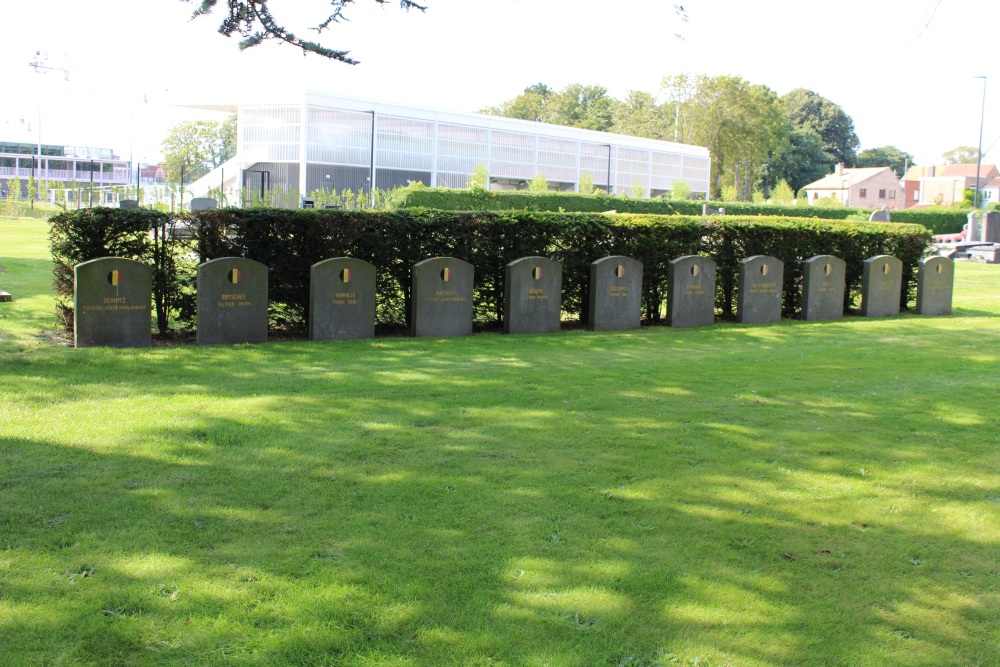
74,257,151,348
504,256,562,334
737,255,784,324
588,255,643,331
868,206,891,222
667,255,717,328
802,255,846,321
190,197,218,212
861,255,903,317
916,256,954,316
411,257,474,338
196,257,268,345
310,257,376,341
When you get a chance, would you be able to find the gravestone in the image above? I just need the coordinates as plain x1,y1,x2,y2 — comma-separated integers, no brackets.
982,211,1000,243
737,255,784,324
119,199,139,210
309,258,376,341
966,212,981,242
411,257,474,338
588,256,643,331
667,255,716,328
802,255,846,321
868,206,891,222
916,256,954,315
504,256,562,334
190,197,217,212
861,255,903,317
73,257,151,348
0,290,11,303
196,257,268,345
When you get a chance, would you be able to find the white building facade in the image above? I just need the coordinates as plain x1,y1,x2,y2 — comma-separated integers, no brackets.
230,92,711,201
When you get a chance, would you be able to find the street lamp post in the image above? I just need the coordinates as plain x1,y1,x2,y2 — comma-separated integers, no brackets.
974,76,987,210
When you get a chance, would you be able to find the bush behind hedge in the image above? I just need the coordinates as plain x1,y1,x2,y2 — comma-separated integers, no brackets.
394,187,968,235
50,207,931,335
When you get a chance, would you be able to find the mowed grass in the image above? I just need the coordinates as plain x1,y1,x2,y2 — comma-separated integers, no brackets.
1,217,999,667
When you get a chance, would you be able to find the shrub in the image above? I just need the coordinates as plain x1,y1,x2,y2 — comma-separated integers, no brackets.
51,207,930,336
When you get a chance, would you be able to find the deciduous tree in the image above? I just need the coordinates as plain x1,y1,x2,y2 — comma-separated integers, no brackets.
856,145,914,176
942,145,980,164
782,88,860,167
770,128,832,192
161,116,238,184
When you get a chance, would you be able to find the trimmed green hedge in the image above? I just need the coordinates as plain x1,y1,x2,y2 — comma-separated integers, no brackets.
394,187,968,235
50,207,931,335
49,207,193,335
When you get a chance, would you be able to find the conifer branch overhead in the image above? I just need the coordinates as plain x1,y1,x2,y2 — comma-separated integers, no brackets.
187,0,426,63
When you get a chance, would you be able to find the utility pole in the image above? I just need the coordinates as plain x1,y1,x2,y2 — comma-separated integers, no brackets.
974,76,987,210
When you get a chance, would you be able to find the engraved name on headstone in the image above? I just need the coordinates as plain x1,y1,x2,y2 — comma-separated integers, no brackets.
861,255,903,317
411,257,474,338
309,258,376,341
196,257,268,345
667,255,717,328
74,257,151,348
504,256,562,334
587,256,643,331
802,255,846,321
737,255,784,324
916,256,954,316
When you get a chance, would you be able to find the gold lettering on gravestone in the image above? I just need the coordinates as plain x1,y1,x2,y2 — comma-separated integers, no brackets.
683,283,705,296
429,289,465,303
218,293,252,308
527,287,548,301
749,282,778,295
609,285,628,298
334,291,358,305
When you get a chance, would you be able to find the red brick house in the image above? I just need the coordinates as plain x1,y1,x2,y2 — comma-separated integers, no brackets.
901,163,999,208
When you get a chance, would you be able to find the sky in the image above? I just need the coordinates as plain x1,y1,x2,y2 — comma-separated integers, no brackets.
2,0,998,168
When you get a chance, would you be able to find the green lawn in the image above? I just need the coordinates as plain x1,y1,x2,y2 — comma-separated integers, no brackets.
1,217,999,666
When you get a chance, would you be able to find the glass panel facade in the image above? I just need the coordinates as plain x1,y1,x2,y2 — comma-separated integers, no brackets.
237,98,711,197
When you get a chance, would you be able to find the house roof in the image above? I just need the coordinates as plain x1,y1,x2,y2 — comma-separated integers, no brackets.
984,177,1000,188
803,167,895,190
902,164,999,181
938,163,998,179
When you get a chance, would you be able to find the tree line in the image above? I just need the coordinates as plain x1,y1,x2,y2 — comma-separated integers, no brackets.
480,77,917,200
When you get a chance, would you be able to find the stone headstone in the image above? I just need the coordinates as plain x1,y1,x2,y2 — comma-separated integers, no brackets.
504,256,562,334
916,256,954,315
190,197,218,212
861,255,903,317
982,211,1000,243
737,255,784,324
587,256,643,331
966,212,981,242
309,258,376,341
411,257,474,338
73,257,151,348
196,257,268,345
119,199,139,210
868,206,891,222
0,290,11,302
666,255,716,328
802,255,846,321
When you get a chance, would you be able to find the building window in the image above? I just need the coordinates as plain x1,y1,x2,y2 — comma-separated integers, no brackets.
889,190,896,199
879,189,886,199
860,188,867,197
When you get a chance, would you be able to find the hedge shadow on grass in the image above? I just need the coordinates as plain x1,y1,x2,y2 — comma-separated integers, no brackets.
2,323,998,665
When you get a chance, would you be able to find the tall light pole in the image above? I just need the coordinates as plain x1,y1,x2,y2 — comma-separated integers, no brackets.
28,50,69,207
973,76,987,210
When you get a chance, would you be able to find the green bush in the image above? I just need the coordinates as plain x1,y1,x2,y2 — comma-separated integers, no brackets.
393,187,968,235
49,208,195,335
51,207,930,336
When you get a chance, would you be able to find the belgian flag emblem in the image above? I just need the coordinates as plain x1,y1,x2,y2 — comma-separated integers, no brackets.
228,269,242,284
761,264,769,276
532,266,543,280
691,264,700,277
614,265,625,278
441,267,451,282
340,268,352,283
106,270,121,286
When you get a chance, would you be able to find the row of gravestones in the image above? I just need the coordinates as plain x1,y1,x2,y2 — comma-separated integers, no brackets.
73,254,956,348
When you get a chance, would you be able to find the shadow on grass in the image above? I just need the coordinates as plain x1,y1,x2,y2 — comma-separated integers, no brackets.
2,320,999,666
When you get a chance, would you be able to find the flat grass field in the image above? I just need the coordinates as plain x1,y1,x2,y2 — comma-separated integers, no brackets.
1,217,999,667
